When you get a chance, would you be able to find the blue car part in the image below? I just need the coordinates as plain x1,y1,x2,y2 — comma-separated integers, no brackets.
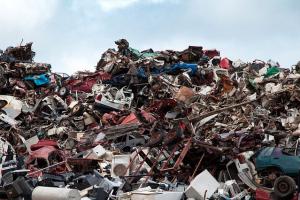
166,63,198,75
24,74,50,86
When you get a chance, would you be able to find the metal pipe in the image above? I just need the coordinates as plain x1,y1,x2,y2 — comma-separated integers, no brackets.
32,186,80,200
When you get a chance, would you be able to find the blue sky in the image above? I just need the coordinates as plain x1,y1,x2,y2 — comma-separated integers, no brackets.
0,0,300,73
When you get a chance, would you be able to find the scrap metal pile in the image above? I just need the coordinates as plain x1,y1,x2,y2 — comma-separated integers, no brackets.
1,39,300,199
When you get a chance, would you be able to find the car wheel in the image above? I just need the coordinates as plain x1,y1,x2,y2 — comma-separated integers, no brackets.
273,176,296,198
71,104,84,116
59,119,71,127
59,87,69,97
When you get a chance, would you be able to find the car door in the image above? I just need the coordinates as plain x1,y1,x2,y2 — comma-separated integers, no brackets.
271,148,300,177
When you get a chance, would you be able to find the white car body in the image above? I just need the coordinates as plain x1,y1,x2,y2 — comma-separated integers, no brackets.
0,95,23,127
95,86,134,110
226,151,258,190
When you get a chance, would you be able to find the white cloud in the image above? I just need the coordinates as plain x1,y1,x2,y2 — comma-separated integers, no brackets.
59,52,99,74
97,0,174,12
97,0,139,12
0,0,58,30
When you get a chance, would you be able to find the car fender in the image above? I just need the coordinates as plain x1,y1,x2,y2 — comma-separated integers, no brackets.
258,165,285,175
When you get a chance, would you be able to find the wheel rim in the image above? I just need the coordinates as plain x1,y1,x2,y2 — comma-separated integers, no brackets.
278,181,289,193
60,120,70,126
60,87,66,95
74,105,80,112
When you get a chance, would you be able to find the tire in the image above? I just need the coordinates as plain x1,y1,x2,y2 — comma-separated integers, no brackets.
273,176,296,198
59,87,69,97
59,119,71,127
71,104,84,116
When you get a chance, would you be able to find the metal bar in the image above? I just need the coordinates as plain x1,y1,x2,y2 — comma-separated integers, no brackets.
138,148,160,174
124,148,141,173
26,160,66,176
161,144,179,169
143,144,167,183
190,152,205,182
131,149,151,177
160,138,192,172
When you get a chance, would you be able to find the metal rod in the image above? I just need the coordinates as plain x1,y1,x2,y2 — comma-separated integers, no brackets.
26,160,66,176
190,153,205,182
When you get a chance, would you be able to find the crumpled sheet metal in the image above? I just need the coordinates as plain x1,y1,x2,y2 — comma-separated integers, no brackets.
0,95,23,118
